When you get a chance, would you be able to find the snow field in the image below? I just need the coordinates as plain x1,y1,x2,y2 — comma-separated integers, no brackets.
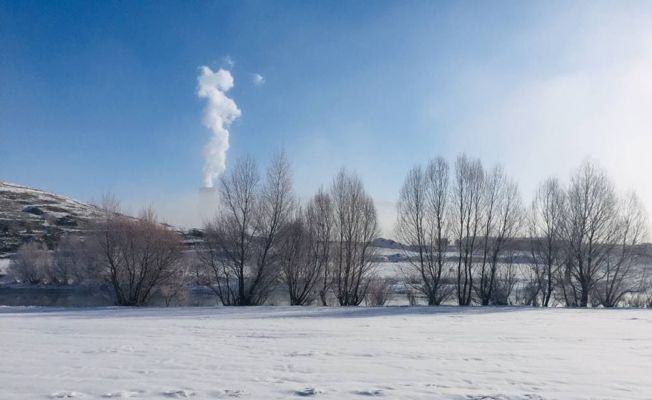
0,306,650,399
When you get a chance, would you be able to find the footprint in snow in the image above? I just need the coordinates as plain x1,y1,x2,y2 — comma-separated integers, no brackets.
222,389,247,398
355,389,384,396
51,392,83,399
103,390,145,398
161,389,195,398
295,387,324,397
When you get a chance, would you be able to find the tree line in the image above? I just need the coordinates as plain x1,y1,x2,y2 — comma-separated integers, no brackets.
194,152,379,306
7,152,651,307
396,155,649,308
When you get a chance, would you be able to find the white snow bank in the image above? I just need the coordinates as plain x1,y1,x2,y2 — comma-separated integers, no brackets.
0,306,650,399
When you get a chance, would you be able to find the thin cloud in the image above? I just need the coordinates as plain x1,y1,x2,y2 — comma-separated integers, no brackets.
252,73,265,86
222,55,235,68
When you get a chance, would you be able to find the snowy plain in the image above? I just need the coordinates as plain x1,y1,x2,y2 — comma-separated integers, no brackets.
0,306,651,400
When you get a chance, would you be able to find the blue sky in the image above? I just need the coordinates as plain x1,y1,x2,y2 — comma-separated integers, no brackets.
2,1,652,233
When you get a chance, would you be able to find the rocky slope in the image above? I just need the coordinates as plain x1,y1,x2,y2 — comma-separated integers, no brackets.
0,181,208,260
0,181,106,256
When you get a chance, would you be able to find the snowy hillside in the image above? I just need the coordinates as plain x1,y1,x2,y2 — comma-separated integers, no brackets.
0,306,650,399
0,181,106,255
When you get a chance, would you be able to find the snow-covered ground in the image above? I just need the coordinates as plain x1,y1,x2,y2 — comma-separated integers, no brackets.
0,307,650,399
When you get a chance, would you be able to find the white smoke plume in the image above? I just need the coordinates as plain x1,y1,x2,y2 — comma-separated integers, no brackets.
197,66,241,188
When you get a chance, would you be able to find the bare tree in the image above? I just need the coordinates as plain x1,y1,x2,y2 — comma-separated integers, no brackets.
395,157,453,305
476,166,522,305
94,208,183,306
631,269,652,308
197,156,260,305
562,161,620,307
251,151,295,304
527,178,566,307
98,193,122,219
278,211,320,305
198,152,294,305
451,155,484,305
594,192,648,307
51,235,78,285
555,252,578,307
365,275,392,306
331,169,380,306
491,256,518,305
9,241,51,284
51,234,99,285
305,188,334,305
156,258,191,307
516,263,542,306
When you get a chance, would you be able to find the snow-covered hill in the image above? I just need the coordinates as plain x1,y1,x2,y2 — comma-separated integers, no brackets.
0,181,106,255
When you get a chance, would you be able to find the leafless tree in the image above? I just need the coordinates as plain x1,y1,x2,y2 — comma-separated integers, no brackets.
156,258,191,307
491,258,518,305
451,155,484,305
395,157,453,305
198,152,294,305
527,178,566,307
594,192,648,307
629,269,652,308
9,241,51,284
331,169,380,306
525,164,651,309
94,208,183,306
97,193,122,219
305,188,334,305
252,151,295,303
561,161,621,307
278,211,320,305
475,166,522,305
365,275,392,306
196,156,260,305
51,235,79,285
51,234,99,285
515,263,541,306
555,252,577,307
